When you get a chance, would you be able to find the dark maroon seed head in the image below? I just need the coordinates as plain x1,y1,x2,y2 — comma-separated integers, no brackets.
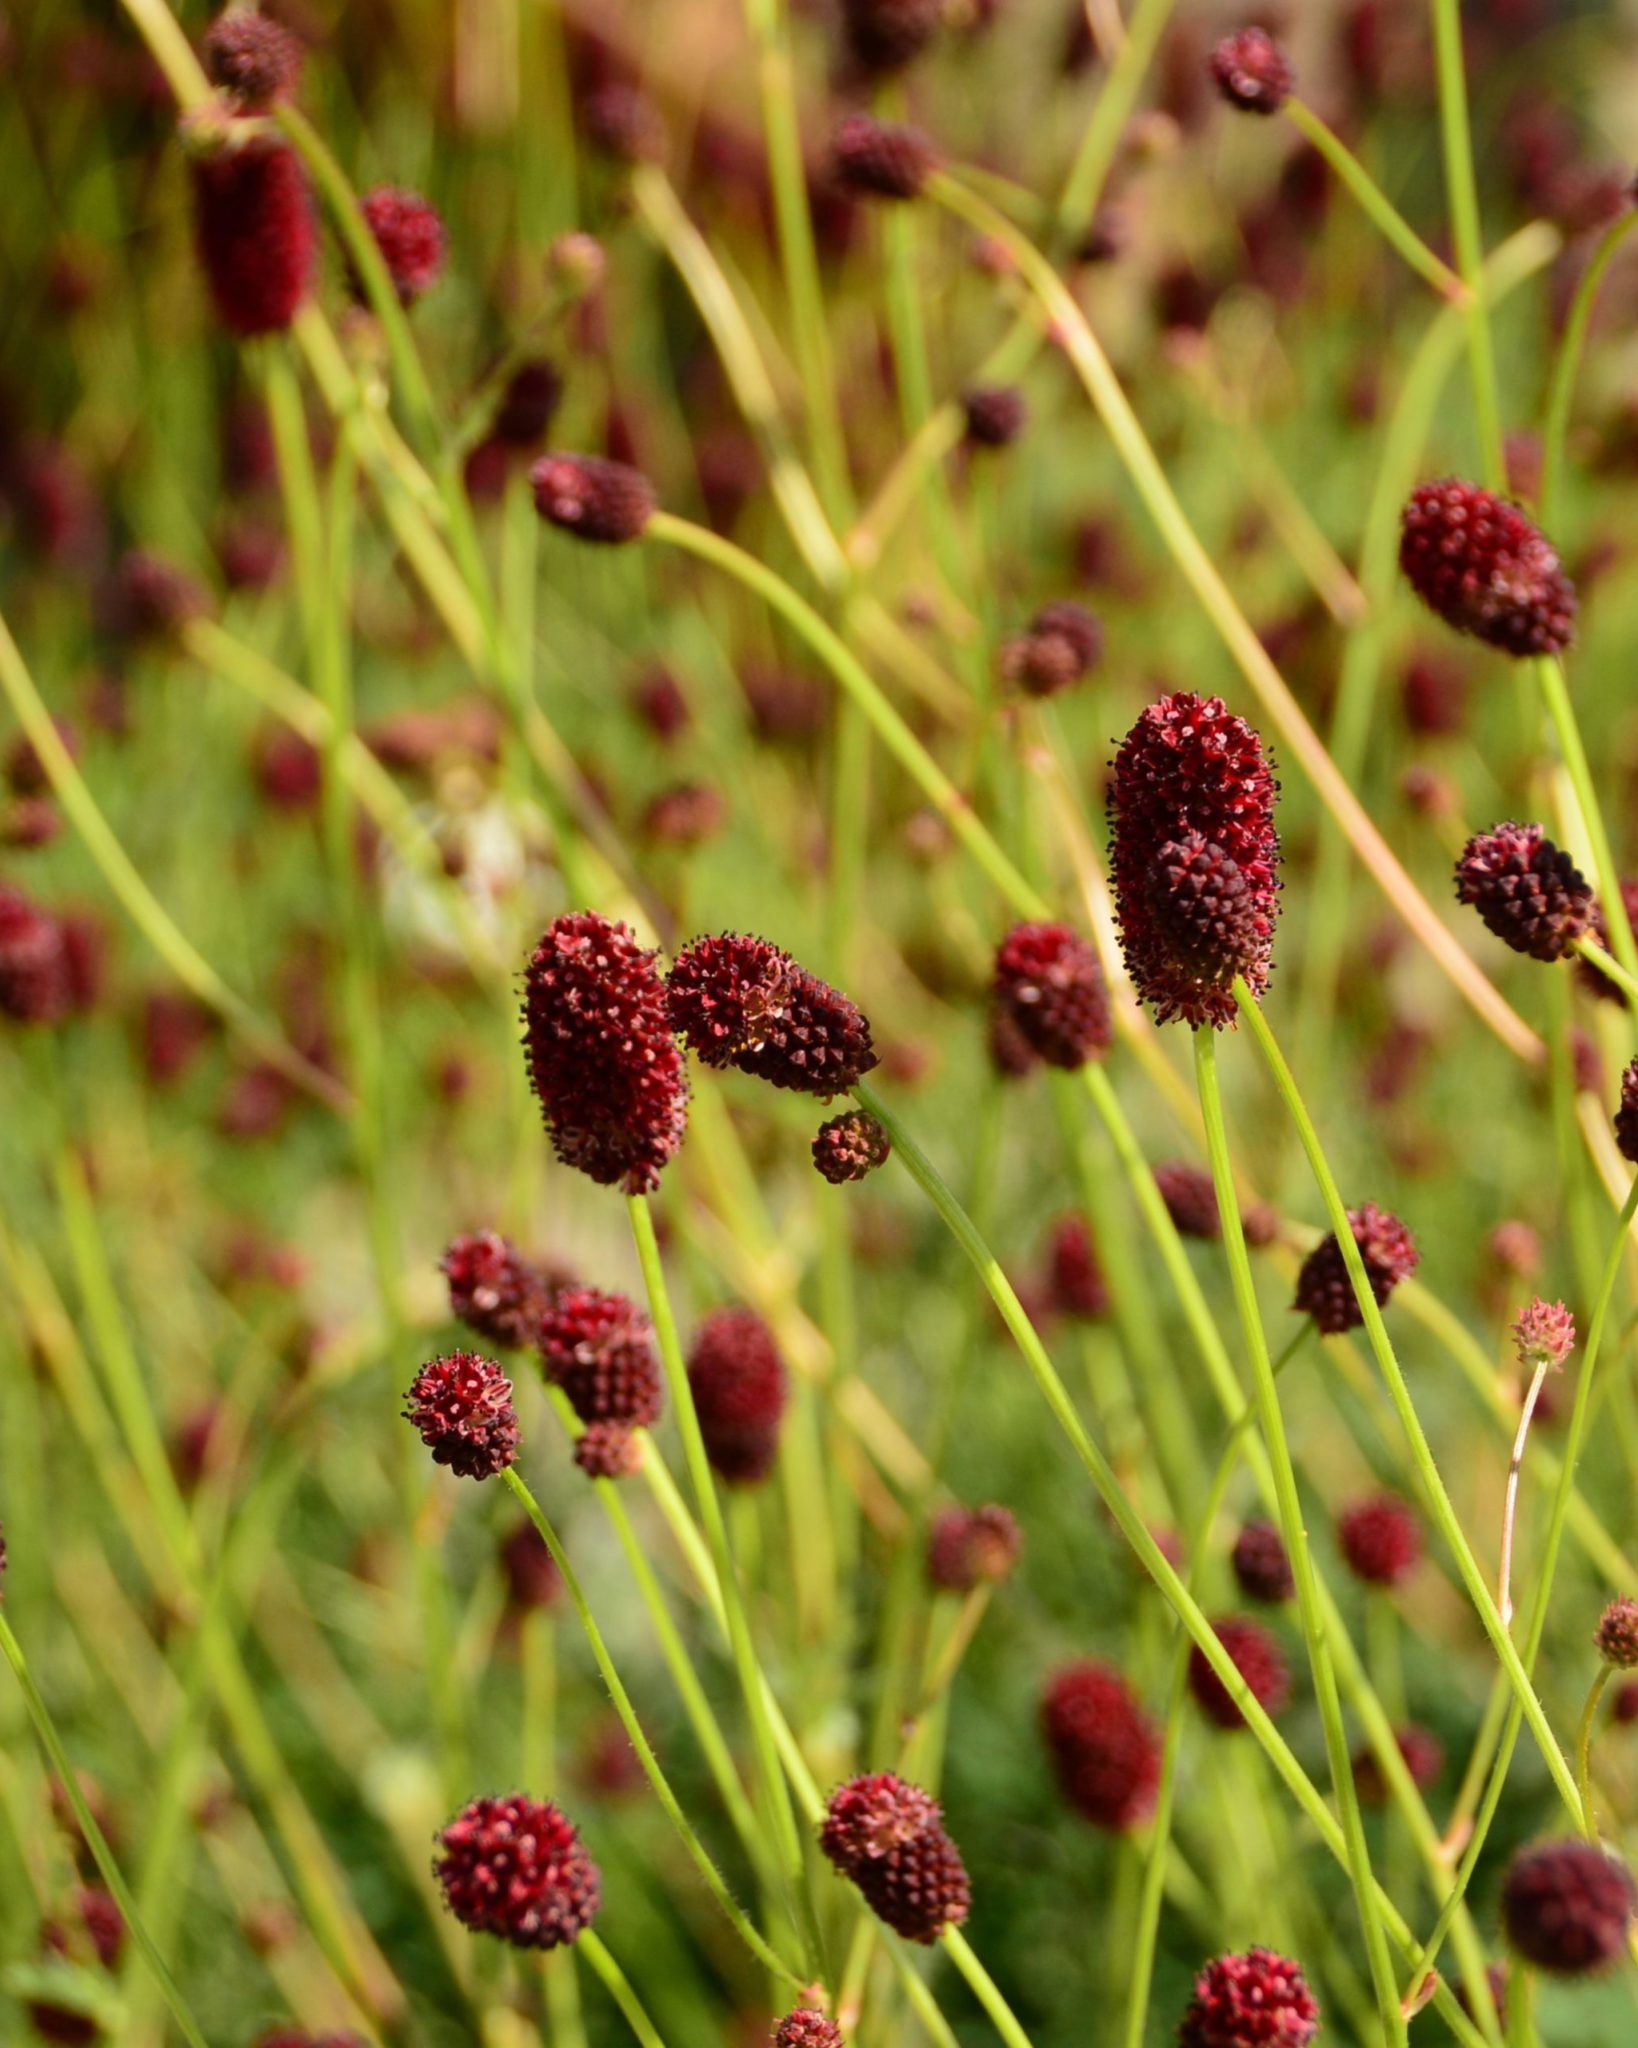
1352,1724,1445,1805
1337,1493,1423,1588
358,186,446,305
1209,29,1295,114
1047,1213,1108,1320
962,385,1028,449
820,1773,942,1874
1108,692,1281,1028
538,1286,663,1430
492,361,563,448
1400,479,1576,657
1178,1947,1319,2048
830,115,936,201
926,1505,1022,1591
1040,1660,1161,1832
819,1774,969,1943
442,1231,556,1350
773,2010,844,2048
667,933,878,1097
434,1794,600,1949
841,0,942,73
404,1352,519,1480
0,888,72,1026
1292,1202,1418,1335
1154,1162,1222,1240
1231,1520,1294,1604
812,1109,891,1184
1455,822,1593,962
522,912,688,1194
686,1305,787,1484
1187,1616,1291,1730
1596,1598,1638,1669
192,139,316,338
1001,602,1103,699
202,7,302,110
1615,1059,1638,1165
573,1420,643,1480
531,454,656,544
992,922,1110,1069
1501,1839,1636,1974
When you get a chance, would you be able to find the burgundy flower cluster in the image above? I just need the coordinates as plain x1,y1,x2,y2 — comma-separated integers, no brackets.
538,1286,662,1480
1292,1203,1418,1334
686,1306,788,1484
1040,1661,1160,1832
1178,1947,1319,2047
819,1773,971,1943
434,1793,600,1949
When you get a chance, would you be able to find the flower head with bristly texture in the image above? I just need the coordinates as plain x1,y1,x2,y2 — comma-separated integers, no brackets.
434,1794,599,1949
1455,823,1593,962
404,1353,519,1481
1188,1617,1290,1730
668,933,877,1097
1177,1946,1319,2046
812,1109,891,1184
192,139,315,338
819,1774,970,1943
773,2011,844,2048
686,1306,787,1483
358,186,446,304
1292,1202,1418,1335
522,913,688,1194
1040,1661,1160,1832
203,8,302,110
1513,1297,1575,1376
442,1231,556,1350
1596,1599,1638,1669
1108,693,1281,1028
537,1287,662,1431
1401,480,1576,657
992,922,1111,1067
1501,1840,1636,1974
1337,1494,1422,1588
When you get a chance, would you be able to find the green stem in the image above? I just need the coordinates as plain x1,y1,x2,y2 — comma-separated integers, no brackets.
580,1930,669,2048
0,1609,210,2048
1538,655,1638,986
498,1465,802,1989
942,1927,1036,2048
1577,1667,1612,1840
1053,0,1177,241
1286,99,1466,298
1540,207,1638,527
1429,0,1505,484
1194,1030,1407,2045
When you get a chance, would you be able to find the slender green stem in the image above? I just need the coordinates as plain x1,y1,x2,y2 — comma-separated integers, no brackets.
498,1465,802,1989
1194,1031,1407,2044
1540,207,1638,527
1235,984,1582,1820
580,1930,669,2048
1054,0,1177,241
943,1927,1036,2048
1506,1964,1537,2048
1538,656,1638,985
0,1610,210,2048
1577,1668,1613,1840
1429,0,1505,484
1285,100,1466,298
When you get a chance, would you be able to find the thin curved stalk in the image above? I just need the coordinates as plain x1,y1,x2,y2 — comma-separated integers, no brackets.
1577,1669,1613,1840
1429,0,1505,486
1285,101,1465,298
1538,655,1638,984
1540,207,1638,526
580,1930,669,2048
943,1928,1036,2048
1054,0,1177,240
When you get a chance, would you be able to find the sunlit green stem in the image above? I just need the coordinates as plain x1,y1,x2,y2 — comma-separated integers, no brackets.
1286,100,1466,298
1429,0,1505,485
1577,1668,1613,1840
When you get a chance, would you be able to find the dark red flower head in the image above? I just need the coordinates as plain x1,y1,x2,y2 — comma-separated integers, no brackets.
1231,1521,1294,1604
1337,1493,1422,1588
1001,601,1102,698
0,888,71,1026
1188,1616,1291,1730
962,385,1028,449
773,2010,844,2048
1502,1840,1636,1975
1455,822,1593,962
831,115,936,201
404,1353,519,1480
1047,1213,1108,1320
668,933,878,1097
841,0,942,72
574,1421,643,1480
192,139,316,338
812,1109,891,1184
927,1505,1022,1591
493,361,563,449
499,1522,561,1611
686,1306,787,1483
522,912,688,1194
538,1286,662,1430
1353,1724,1445,1805
442,1231,556,1350
581,82,667,164
202,8,302,110
1400,480,1576,657
1596,1598,1638,1669
1209,29,1295,114
531,454,656,544
1040,1660,1161,1832
434,1794,600,1949
359,186,446,305
1154,1162,1222,1240
992,922,1111,1068
1178,1947,1319,2047
1108,692,1281,1027
819,1774,970,1944
1292,1202,1418,1334
1615,1058,1638,1165
1615,1681,1638,1725
97,549,208,644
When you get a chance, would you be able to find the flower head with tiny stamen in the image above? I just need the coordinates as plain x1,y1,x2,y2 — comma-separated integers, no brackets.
434,1794,599,1949
774,2011,844,2048
1513,1298,1575,1376
667,933,877,1097
1178,1947,1319,2047
1455,823,1593,962
992,922,1110,1068
1401,480,1576,657
538,1287,662,1431
818,1774,970,1943
1292,1202,1418,1334
1596,1599,1638,1670
404,1353,519,1480
812,1109,891,1184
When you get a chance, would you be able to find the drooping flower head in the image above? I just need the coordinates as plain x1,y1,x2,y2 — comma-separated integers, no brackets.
1400,480,1576,657
1292,1203,1418,1335
991,923,1111,1068
404,1353,519,1480
1455,823,1594,962
1501,1840,1636,1974
1040,1661,1161,1832
812,1109,891,1184
686,1306,787,1483
522,912,688,1194
1178,1947,1319,2047
537,1287,662,1430
1108,692,1281,1028
819,1774,970,1944
434,1794,600,1949
192,139,316,338
359,186,446,305
667,933,877,1097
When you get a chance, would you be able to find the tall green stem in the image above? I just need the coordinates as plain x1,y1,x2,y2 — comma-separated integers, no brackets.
1429,0,1505,485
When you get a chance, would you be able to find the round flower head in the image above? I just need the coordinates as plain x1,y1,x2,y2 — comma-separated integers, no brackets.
962,385,1028,450
812,1109,891,1184
0,888,71,1026
1502,1839,1636,1974
991,922,1111,1068
1616,1058,1638,1165
1154,1162,1221,1240
192,139,316,338
1108,692,1282,1028
1000,601,1102,699
404,1353,519,1480
442,1231,555,1350
1513,1297,1575,1376
202,7,302,110
1040,1660,1161,1832
493,361,563,449
1596,1598,1638,1669
1047,1213,1108,1319
774,2011,843,2048
1400,480,1576,657
927,1505,1022,1592
667,933,878,1097
1231,1521,1293,1605
819,1774,969,1944
831,115,937,201
1291,1202,1418,1335
1352,1724,1445,1805
1188,1617,1290,1730
1209,29,1295,114
686,1306,787,1483
1178,1947,1319,2048
841,0,942,73
1454,823,1593,962
522,912,688,1194
573,1420,643,1480
538,1287,662,1430
531,454,656,544
434,1794,600,1949
359,186,446,305
1337,1494,1422,1588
